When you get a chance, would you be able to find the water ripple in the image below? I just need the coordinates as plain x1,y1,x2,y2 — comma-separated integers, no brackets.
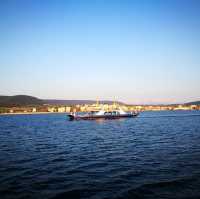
0,111,200,199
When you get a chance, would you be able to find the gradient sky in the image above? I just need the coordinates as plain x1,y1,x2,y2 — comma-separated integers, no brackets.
0,0,200,104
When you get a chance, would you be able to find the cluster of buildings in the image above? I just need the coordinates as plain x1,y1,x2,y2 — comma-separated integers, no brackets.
133,104,200,111
0,106,72,114
0,103,200,114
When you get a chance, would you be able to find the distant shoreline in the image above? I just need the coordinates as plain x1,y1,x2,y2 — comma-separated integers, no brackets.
0,112,69,116
1,109,200,116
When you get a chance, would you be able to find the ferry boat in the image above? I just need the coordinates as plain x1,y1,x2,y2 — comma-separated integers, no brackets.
68,108,139,121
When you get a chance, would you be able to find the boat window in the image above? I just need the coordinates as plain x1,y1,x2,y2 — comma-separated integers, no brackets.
104,112,112,115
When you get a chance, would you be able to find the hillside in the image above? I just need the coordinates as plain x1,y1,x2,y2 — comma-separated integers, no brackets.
1,95,199,107
0,95,44,107
0,95,124,107
184,101,200,105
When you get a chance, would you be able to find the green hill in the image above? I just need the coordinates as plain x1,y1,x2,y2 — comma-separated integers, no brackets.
184,101,200,105
1,94,199,107
0,95,44,107
0,95,124,107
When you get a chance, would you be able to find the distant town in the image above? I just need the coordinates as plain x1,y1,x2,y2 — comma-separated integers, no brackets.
0,95,200,114
1,102,200,115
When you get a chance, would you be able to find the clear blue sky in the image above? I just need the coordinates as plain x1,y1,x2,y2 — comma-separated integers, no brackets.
0,0,200,104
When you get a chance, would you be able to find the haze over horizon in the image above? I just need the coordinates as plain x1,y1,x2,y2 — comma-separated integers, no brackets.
0,0,200,104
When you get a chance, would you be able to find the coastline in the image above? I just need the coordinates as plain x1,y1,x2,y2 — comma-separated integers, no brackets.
0,112,69,116
1,109,199,116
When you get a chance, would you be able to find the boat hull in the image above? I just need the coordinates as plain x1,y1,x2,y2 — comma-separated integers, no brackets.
68,113,139,120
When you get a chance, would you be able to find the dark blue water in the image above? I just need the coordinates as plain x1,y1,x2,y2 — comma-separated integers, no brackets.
0,111,200,199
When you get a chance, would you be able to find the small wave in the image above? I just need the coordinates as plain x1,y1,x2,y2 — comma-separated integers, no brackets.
50,187,93,199
140,114,200,119
118,177,200,199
